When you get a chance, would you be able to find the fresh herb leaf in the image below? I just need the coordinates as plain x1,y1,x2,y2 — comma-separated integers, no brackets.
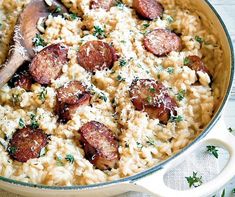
32,33,47,47
166,67,174,74
19,118,25,128
221,189,225,197
65,154,75,164
69,13,78,20
176,90,186,101
195,36,204,44
119,59,127,67
185,172,203,188
206,145,219,159
228,127,234,133
149,87,156,93
38,87,47,103
56,156,64,166
11,94,22,106
39,147,46,157
120,40,126,44
116,75,125,82
142,23,150,29
8,146,17,155
184,57,190,65
146,96,153,104
116,0,124,9
99,92,107,102
146,136,155,146
30,114,39,129
170,115,183,123
93,25,106,39
54,6,62,13
136,142,143,149
166,16,174,23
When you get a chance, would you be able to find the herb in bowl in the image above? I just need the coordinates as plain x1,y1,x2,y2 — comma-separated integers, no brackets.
185,171,203,188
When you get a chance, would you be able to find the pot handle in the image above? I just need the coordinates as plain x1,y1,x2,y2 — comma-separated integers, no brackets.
132,118,235,197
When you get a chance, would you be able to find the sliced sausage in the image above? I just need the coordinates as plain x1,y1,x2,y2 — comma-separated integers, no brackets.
133,0,164,20
77,41,116,72
79,121,119,170
7,127,47,162
55,93,91,123
57,81,90,105
90,0,114,10
129,79,177,124
184,55,211,78
144,29,182,57
29,43,68,85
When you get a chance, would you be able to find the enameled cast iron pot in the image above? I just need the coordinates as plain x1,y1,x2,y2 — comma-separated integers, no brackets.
0,0,234,196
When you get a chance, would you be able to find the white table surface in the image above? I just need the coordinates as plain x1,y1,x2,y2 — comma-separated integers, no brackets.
1,0,235,196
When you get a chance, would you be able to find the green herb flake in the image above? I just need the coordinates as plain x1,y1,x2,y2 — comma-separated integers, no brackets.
19,118,25,128
146,96,153,104
166,67,174,74
176,90,186,101
8,146,17,155
65,154,75,164
232,188,235,193
142,23,150,29
11,94,22,106
33,33,47,47
69,13,78,20
146,136,155,146
228,127,234,133
221,189,225,197
116,75,125,82
93,25,106,39
185,172,203,188
56,156,64,166
206,145,219,159
195,36,204,44
38,88,47,103
136,142,143,149
170,115,183,123
119,59,127,67
184,57,190,65
99,92,107,102
30,114,39,129
166,16,174,23
54,6,62,13
149,87,156,93
116,0,124,9
39,147,46,157
120,40,126,44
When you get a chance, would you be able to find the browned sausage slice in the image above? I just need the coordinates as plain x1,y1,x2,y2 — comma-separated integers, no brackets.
144,29,182,57
129,79,177,124
79,121,119,170
133,0,164,20
55,93,91,123
184,55,211,77
77,41,116,72
29,43,68,85
57,81,90,105
90,0,114,10
7,127,47,162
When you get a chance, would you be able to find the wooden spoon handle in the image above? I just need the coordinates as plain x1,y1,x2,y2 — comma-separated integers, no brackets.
0,25,29,89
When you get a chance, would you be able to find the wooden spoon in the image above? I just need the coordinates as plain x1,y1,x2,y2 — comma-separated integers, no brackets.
0,0,67,88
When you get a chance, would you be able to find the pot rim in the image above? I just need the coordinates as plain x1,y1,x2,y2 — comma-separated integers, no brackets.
0,0,234,191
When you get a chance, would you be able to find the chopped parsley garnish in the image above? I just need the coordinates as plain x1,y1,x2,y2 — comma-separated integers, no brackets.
149,87,156,93
166,67,174,74
206,145,219,159
19,118,25,128
119,59,127,67
228,127,234,133
65,154,75,164
146,136,155,146
32,33,47,47
120,40,126,44
11,94,22,106
99,92,108,102
176,90,186,101
8,146,17,155
142,23,150,29
146,96,153,104
116,0,124,9
56,156,64,166
136,142,143,149
93,25,106,39
116,75,125,82
30,114,39,129
195,36,204,44
185,172,203,188
54,5,62,13
69,13,78,20
221,189,225,197
39,147,46,157
170,115,183,123
38,87,47,103
166,16,174,23
183,57,190,65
